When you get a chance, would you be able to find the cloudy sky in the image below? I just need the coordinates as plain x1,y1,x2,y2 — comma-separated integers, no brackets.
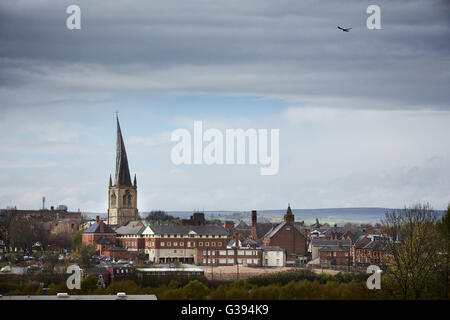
0,0,449,213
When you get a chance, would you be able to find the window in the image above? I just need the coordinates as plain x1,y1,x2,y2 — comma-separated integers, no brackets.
161,242,165,247
218,242,222,247
212,242,216,247
277,259,280,265
227,259,234,264
205,242,210,247
199,242,203,247
167,242,171,247
180,242,184,246
173,242,178,246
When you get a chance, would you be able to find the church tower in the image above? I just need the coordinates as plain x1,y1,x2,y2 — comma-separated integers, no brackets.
284,204,295,224
107,116,138,227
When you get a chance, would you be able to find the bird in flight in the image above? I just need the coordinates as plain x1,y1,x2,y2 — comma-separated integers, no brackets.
337,26,352,32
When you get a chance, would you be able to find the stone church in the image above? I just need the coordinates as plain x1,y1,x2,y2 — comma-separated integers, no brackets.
107,116,139,227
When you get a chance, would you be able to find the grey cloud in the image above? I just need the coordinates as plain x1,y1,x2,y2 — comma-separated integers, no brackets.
0,0,449,110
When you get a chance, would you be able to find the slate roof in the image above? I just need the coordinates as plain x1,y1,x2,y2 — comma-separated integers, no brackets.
96,237,115,245
311,239,352,247
264,221,288,238
243,239,264,246
255,223,274,239
358,240,389,251
147,225,229,236
116,221,145,235
235,221,249,229
83,222,116,234
319,245,350,252
260,246,285,251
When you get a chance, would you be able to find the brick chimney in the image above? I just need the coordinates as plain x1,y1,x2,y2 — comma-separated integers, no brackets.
251,210,257,240
100,220,104,233
234,233,240,248
96,216,100,224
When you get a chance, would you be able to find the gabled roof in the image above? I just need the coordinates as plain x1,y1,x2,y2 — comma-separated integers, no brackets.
83,222,116,234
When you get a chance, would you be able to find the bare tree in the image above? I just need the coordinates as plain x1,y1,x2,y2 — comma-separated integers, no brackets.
382,203,441,299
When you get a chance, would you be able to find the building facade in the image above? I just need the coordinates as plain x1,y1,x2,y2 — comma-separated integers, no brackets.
142,225,230,264
263,205,308,259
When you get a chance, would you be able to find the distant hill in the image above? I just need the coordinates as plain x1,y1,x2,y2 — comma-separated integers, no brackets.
82,207,445,225
165,207,445,225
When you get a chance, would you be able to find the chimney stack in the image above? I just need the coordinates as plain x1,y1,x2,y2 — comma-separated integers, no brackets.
100,220,104,233
251,210,257,240
234,233,240,248
96,216,100,223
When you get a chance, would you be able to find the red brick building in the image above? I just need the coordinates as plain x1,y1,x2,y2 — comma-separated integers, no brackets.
116,221,145,252
354,239,391,267
194,234,261,266
82,216,116,249
263,205,307,259
142,225,230,263
319,242,351,268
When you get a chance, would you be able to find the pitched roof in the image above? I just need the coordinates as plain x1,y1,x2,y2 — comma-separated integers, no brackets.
311,239,352,247
255,223,274,239
115,116,132,186
264,221,288,238
319,245,350,252
83,222,116,234
96,237,115,245
145,225,229,236
359,240,389,251
116,221,145,235
235,220,248,229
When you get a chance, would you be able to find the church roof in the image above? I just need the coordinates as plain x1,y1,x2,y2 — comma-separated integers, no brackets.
115,116,132,186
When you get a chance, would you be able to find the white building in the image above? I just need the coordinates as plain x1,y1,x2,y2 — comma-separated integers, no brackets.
261,246,286,267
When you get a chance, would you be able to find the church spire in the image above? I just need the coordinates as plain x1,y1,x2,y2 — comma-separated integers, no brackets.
115,115,132,186
284,203,295,223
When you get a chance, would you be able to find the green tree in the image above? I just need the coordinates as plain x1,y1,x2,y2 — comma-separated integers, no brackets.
183,280,209,300
81,275,99,294
105,280,139,295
